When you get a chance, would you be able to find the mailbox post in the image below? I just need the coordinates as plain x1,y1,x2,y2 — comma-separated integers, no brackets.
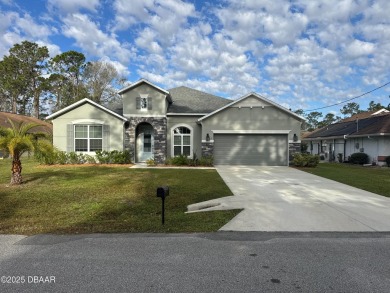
156,186,169,225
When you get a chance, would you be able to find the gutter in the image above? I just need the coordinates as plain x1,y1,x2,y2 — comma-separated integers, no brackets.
348,133,390,138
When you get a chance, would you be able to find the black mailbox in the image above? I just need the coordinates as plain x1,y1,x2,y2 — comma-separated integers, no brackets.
157,186,169,198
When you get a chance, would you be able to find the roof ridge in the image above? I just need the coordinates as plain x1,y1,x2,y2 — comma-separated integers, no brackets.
168,85,231,101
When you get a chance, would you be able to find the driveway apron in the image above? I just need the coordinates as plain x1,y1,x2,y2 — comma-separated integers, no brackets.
187,166,390,231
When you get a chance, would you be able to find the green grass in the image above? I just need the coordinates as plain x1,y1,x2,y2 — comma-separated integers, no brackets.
296,163,390,197
0,158,240,235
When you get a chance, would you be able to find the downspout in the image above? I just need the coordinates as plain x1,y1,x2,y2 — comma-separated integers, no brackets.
333,139,336,162
343,135,347,162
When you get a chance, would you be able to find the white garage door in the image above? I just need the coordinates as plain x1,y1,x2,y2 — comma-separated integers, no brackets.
214,134,288,166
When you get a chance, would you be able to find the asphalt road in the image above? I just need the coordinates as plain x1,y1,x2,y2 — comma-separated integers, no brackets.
1,232,390,293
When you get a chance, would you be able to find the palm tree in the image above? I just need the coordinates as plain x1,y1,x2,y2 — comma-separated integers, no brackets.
0,119,46,185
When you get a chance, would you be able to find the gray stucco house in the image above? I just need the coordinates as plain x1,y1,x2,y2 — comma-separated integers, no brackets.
47,79,304,166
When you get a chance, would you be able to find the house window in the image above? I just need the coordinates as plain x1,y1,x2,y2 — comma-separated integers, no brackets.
173,126,192,157
140,97,148,110
136,95,152,110
74,125,103,152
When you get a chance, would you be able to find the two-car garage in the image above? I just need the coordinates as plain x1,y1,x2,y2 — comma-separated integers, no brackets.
198,93,304,167
213,133,289,166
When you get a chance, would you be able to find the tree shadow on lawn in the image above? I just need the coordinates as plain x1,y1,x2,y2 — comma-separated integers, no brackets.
0,166,240,234
46,200,240,234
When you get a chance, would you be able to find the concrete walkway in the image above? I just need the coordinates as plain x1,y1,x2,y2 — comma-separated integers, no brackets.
187,166,390,232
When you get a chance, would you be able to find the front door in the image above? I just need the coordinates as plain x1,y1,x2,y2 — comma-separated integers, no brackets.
136,124,154,162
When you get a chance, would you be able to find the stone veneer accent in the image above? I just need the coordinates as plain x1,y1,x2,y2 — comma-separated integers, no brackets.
289,142,301,161
201,141,214,157
125,117,167,164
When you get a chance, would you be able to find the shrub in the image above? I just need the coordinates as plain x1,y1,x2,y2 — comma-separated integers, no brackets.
56,151,68,165
385,156,390,167
293,153,320,167
84,154,96,164
34,140,58,165
68,152,84,164
146,158,156,166
169,154,190,166
95,150,132,164
198,155,213,166
349,153,369,165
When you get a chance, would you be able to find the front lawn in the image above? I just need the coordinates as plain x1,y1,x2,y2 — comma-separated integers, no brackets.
296,163,390,197
0,159,239,235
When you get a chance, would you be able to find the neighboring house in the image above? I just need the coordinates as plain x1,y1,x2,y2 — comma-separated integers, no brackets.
46,79,304,166
0,111,53,158
303,109,390,165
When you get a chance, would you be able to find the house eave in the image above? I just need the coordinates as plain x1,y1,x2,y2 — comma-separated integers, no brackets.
46,98,128,122
118,78,169,95
198,92,306,122
348,133,390,138
212,130,291,134
303,135,346,140
167,113,207,116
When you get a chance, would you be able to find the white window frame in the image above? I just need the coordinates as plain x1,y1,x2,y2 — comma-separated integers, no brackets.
171,124,193,158
74,124,103,153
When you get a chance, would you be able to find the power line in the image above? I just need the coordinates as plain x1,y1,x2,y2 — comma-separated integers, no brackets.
303,81,390,112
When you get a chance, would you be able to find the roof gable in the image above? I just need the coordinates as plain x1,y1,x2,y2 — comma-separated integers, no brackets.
118,78,169,96
198,92,305,122
45,98,127,121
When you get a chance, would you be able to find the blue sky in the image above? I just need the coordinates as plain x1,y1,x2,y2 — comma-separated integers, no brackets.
1,0,389,115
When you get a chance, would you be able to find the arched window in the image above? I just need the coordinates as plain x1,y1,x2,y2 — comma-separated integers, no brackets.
172,126,192,157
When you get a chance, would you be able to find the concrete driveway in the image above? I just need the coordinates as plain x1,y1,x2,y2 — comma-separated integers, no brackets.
187,166,390,231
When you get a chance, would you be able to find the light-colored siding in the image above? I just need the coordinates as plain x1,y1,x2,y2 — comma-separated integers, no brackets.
122,83,168,117
51,103,124,152
166,116,202,159
201,105,301,142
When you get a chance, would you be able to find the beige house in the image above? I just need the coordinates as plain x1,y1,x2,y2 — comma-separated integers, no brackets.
47,79,304,165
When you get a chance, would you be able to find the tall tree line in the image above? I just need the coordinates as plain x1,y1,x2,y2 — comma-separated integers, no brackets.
0,41,125,119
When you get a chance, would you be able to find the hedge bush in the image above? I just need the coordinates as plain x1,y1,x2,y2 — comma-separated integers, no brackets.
349,153,369,165
165,155,214,166
34,147,131,165
293,153,320,167
385,156,390,167
95,150,132,164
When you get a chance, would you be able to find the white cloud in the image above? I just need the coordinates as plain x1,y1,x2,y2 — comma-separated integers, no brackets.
47,0,100,14
62,13,134,63
0,10,57,58
345,39,375,58
216,0,308,47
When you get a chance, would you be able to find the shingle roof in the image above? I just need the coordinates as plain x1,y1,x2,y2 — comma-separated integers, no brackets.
0,112,52,134
167,86,232,114
304,113,390,139
340,109,389,122
352,114,390,136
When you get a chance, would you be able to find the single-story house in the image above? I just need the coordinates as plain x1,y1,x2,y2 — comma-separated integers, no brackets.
0,111,53,134
46,79,304,166
303,109,390,165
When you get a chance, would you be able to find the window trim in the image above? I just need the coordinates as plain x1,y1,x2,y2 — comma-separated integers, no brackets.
171,124,193,158
140,97,148,111
74,124,103,153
